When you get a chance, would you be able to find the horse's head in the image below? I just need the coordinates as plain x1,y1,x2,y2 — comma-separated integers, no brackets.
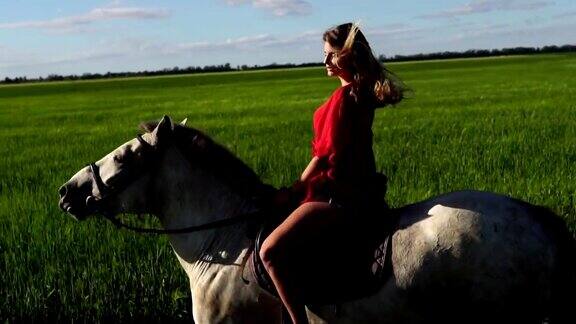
58,116,174,220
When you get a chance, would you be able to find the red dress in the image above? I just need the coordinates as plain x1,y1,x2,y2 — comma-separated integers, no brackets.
303,84,377,204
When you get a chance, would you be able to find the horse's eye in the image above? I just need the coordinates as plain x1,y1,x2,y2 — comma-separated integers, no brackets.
113,155,123,164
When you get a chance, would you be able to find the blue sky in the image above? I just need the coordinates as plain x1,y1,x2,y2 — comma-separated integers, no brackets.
1,0,574,78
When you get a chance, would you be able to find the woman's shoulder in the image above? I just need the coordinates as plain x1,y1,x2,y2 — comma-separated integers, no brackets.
328,84,353,106
332,83,352,97
337,84,362,112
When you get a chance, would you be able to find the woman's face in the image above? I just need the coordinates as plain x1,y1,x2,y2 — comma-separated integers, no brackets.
323,41,347,78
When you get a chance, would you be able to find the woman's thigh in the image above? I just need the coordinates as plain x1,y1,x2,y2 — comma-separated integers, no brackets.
262,201,376,300
262,201,346,252
262,201,374,272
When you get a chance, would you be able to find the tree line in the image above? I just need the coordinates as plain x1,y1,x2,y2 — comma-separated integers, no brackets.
2,44,574,85
378,44,576,62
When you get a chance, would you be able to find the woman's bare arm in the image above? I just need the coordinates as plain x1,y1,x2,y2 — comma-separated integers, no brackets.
300,156,320,182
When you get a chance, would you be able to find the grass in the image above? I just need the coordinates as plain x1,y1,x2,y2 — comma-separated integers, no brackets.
1,54,575,321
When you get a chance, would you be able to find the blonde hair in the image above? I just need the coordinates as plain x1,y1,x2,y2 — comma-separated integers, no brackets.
323,22,406,107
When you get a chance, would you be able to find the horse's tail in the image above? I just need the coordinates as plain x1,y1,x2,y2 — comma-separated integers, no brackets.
534,206,576,324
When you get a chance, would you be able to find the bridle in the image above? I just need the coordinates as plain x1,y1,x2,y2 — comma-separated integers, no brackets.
89,134,156,203
87,133,268,235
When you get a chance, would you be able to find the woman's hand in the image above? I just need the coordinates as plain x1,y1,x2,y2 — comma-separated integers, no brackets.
273,180,306,211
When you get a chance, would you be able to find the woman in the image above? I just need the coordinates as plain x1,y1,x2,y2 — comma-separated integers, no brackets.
260,23,405,324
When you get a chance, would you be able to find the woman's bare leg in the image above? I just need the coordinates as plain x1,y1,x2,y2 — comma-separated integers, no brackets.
259,201,337,324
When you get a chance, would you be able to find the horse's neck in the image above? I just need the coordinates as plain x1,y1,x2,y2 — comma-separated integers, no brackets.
154,149,257,283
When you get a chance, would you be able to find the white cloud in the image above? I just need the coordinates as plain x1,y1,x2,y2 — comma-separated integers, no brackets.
174,34,276,52
436,20,576,51
106,0,126,7
420,0,554,19
0,29,322,73
170,29,319,53
0,48,125,70
367,25,427,38
0,45,43,68
554,10,576,18
225,0,312,16
4,19,573,79
0,7,170,30
475,22,572,38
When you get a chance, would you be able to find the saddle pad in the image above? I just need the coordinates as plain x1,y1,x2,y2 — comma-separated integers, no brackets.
248,223,396,303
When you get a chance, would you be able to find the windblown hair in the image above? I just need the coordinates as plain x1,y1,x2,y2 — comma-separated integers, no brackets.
323,22,407,107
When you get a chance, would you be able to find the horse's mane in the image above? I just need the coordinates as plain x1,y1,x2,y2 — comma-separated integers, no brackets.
139,121,274,201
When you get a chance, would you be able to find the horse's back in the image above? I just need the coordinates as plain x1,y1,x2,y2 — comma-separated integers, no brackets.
341,190,573,323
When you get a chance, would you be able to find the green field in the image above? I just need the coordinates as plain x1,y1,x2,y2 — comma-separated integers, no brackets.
1,54,575,321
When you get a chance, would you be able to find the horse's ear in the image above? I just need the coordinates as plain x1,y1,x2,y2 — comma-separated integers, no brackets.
151,115,173,146
180,118,188,126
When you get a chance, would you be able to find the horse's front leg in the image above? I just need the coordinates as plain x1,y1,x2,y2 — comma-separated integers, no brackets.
190,265,282,323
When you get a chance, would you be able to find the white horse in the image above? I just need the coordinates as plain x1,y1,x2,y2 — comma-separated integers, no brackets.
59,116,575,323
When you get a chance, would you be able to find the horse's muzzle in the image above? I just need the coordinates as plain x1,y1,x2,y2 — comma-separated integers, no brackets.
58,182,92,220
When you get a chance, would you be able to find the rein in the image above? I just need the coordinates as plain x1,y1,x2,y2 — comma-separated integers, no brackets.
88,133,270,235
102,209,265,235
